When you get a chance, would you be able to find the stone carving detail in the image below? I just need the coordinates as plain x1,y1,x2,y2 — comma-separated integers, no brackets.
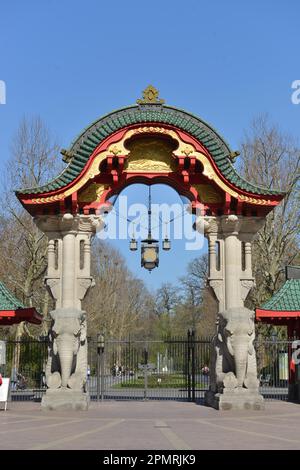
240,279,255,301
45,278,60,302
77,278,95,300
209,307,259,393
208,279,224,304
35,214,105,234
45,309,87,391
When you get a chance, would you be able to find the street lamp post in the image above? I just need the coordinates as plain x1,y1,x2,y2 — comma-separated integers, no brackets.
97,333,105,402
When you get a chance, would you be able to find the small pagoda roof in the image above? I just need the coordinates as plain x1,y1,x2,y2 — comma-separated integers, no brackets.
256,267,300,321
0,282,42,325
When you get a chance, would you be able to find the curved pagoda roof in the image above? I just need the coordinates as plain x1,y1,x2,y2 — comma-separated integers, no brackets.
16,88,284,199
257,280,300,316
256,267,300,323
0,282,42,325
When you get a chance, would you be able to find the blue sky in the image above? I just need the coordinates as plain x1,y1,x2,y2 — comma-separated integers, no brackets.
0,0,299,290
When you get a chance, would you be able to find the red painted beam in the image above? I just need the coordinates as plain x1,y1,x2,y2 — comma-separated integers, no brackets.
0,308,43,325
256,309,300,318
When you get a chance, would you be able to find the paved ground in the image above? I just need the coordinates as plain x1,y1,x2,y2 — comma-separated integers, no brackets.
1,400,300,450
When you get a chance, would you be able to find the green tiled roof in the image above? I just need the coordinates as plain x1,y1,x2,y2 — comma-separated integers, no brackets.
0,282,25,311
16,104,284,197
260,280,300,312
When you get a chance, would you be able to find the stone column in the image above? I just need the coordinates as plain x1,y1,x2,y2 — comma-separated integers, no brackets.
61,232,76,309
204,218,225,313
197,215,266,410
222,215,243,309
34,214,104,410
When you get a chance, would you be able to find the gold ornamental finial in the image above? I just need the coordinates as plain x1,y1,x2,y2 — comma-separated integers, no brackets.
229,151,240,163
137,85,165,105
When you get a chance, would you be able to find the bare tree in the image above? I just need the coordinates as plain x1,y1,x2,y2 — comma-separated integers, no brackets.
156,283,179,317
239,115,300,307
176,255,216,335
0,116,62,339
84,240,155,340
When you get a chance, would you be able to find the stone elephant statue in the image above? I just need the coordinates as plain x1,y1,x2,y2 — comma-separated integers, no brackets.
210,307,259,393
45,308,87,391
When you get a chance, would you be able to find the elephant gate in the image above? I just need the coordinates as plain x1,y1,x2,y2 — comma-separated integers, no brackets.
16,86,284,410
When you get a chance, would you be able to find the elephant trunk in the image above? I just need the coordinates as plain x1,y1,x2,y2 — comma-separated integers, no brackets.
57,336,76,387
233,337,249,388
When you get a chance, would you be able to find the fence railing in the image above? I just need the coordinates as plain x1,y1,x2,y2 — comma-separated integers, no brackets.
255,339,294,401
0,336,296,402
0,339,48,401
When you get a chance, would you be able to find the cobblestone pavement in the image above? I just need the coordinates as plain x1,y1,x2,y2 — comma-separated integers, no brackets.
1,400,300,450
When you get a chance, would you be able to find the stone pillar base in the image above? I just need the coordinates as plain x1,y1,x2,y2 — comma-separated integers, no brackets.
41,389,90,411
205,389,265,411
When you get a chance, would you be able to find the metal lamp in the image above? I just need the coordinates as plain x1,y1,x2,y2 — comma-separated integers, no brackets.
162,222,171,251
162,238,171,251
129,238,138,251
141,238,159,272
140,186,160,271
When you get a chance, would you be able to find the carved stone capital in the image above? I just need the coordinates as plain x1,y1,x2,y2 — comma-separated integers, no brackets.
240,279,255,301
221,214,242,234
195,215,266,240
195,216,220,235
34,214,105,235
208,278,224,303
77,277,95,300
45,277,60,301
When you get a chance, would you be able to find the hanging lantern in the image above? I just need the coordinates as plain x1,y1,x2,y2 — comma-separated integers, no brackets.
162,222,171,251
130,238,138,251
162,238,171,251
140,186,159,271
129,221,138,251
141,238,159,272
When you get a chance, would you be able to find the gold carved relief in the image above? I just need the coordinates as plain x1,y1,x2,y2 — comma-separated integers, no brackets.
238,194,272,205
136,85,165,104
31,194,65,204
124,136,177,172
78,183,108,203
194,184,224,203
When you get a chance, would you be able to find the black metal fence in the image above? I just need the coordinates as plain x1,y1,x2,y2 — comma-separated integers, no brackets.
0,339,48,402
255,339,294,401
87,331,212,401
0,335,296,403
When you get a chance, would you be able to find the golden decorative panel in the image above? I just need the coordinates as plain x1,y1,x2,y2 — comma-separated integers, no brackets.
124,136,177,172
78,183,108,203
194,184,224,203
